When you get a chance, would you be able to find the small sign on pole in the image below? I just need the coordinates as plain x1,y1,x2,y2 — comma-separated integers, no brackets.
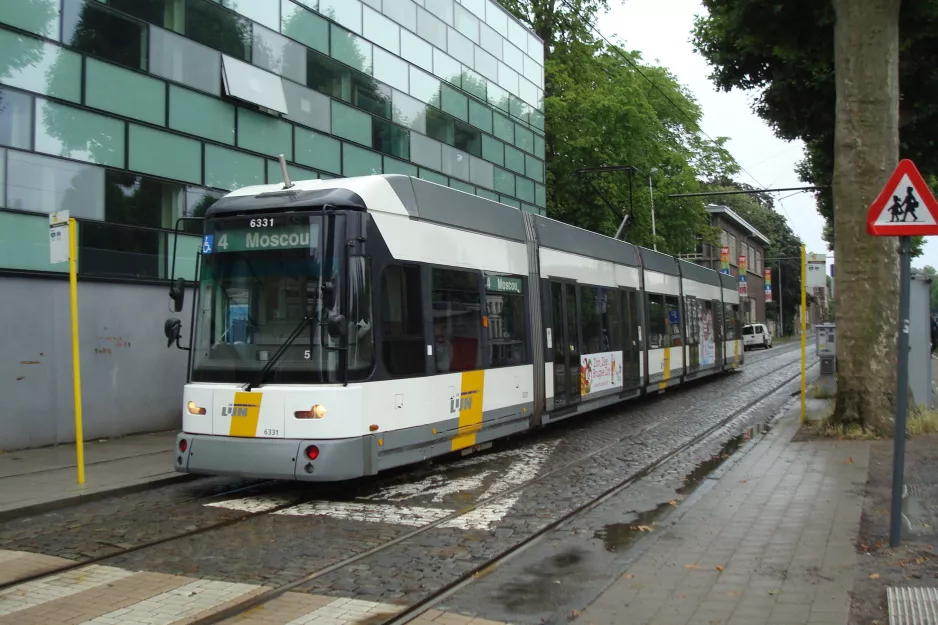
49,211,69,264
738,275,748,296
866,158,938,548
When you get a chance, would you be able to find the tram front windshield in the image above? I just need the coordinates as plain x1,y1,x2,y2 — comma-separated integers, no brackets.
191,213,354,384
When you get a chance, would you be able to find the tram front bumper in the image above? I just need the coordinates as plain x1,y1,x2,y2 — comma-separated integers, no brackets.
174,433,376,481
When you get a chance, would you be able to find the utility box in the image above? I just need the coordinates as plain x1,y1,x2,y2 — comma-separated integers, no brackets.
815,323,836,396
909,271,933,409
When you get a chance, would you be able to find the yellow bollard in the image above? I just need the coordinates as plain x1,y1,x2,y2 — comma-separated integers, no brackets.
69,219,85,485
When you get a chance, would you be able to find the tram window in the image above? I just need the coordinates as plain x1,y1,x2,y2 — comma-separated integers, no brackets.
647,294,667,349
579,285,603,355
665,296,681,346
486,284,526,368
381,264,424,376
432,268,482,373
603,289,622,352
724,303,739,340
347,256,374,374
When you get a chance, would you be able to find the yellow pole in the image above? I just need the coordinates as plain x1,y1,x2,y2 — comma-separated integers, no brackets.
69,218,85,485
800,244,807,424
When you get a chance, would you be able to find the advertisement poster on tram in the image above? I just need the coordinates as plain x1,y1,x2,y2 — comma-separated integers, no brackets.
700,308,715,366
580,351,624,396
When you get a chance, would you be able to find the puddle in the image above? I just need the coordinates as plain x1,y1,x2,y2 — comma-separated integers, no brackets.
592,420,772,553
491,548,588,611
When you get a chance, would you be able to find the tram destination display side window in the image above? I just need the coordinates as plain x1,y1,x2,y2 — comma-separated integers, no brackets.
664,296,682,346
485,274,527,368
432,268,483,373
381,264,424,376
647,293,667,349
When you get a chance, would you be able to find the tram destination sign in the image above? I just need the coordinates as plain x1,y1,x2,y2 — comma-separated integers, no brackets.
486,275,523,293
202,223,320,254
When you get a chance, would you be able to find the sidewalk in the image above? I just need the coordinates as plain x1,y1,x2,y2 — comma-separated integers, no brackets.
0,430,189,520
574,401,870,625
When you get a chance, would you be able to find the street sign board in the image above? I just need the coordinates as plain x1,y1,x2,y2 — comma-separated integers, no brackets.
867,159,938,236
806,253,827,289
49,211,69,264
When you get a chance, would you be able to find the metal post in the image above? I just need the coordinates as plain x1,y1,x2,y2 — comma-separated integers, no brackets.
890,235,912,547
778,261,784,337
800,245,807,424
69,218,85,485
649,174,656,251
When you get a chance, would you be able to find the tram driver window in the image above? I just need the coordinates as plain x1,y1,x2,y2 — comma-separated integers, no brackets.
486,278,527,368
432,268,482,373
665,296,681,346
647,294,666,349
381,264,424,375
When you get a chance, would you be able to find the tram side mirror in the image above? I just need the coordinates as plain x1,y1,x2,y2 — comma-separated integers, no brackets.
169,277,186,313
327,314,347,339
165,318,182,348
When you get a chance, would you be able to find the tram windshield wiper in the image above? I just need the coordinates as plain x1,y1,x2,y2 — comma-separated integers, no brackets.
242,315,312,392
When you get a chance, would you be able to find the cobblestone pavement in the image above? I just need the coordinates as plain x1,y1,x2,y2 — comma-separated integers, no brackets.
0,343,812,624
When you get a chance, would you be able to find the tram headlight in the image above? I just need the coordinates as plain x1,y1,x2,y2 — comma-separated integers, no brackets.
295,404,326,419
186,401,206,415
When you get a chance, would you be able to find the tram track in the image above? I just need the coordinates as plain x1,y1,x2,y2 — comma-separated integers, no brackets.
0,345,811,605
182,355,818,625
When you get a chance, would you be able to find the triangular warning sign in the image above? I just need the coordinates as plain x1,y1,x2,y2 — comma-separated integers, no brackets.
867,159,938,236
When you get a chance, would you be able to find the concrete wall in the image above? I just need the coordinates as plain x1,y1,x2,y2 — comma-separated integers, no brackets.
1,276,192,450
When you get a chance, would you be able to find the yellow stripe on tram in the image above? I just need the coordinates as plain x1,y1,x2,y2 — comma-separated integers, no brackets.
451,370,485,451
228,391,263,438
659,347,671,391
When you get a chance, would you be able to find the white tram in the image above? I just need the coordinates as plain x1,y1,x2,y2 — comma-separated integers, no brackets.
164,174,744,481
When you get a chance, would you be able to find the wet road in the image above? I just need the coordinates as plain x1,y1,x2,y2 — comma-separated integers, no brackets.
0,341,813,621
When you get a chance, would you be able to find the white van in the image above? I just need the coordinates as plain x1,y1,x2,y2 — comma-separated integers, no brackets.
742,323,772,350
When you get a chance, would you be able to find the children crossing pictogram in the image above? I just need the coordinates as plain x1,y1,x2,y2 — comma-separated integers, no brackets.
867,159,938,236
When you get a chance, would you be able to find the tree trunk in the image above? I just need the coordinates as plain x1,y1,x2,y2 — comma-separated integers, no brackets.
830,0,901,432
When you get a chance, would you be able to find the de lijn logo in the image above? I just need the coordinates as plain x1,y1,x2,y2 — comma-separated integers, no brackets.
222,401,258,417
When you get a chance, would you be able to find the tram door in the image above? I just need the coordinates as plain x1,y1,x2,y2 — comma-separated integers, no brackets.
712,299,724,365
551,281,581,407
620,288,643,390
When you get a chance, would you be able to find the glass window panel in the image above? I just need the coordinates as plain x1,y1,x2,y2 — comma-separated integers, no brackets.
461,68,487,101
454,120,480,156
454,5,480,43
343,142,382,177
384,157,417,177
515,176,534,203
85,58,165,125
506,17,527,51
35,99,125,167
383,0,416,32
185,186,225,221
425,0,453,25
515,124,534,153
252,25,307,85
150,26,221,95
373,47,409,92
187,0,252,61
493,112,513,143
493,167,513,196
295,128,340,172
307,50,346,100
480,23,501,60
63,0,147,69
433,48,461,86
331,100,371,145
469,155,493,189
425,108,453,144
468,98,492,133
525,154,543,182
0,210,67,272
128,124,201,184
481,134,503,166
221,55,288,114
224,0,278,30
320,0,363,34
504,144,524,174
523,54,542,87
528,33,542,60
282,79,330,132
169,84,235,144
498,61,519,95
281,0,328,54
441,144,469,181
204,143,264,190
476,188,497,202
237,108,293,159
487,81,509,112
1,0,61,39
6,150,105,219
473,46,498,82
447,28,475,67
373,117,410,160
352,76,392,119
484,0,507,36
535,182,545,208
441,85,468,121
450,179,474,194
520,77,538,109
410,133,442,171
502,40,523,71
361,0,380,13
509,94,528,122
409,67,441,108
381,264,425,376
521,202,539,215
331,24,372,74
0,31,81,103
400,34,432,74
534,132,545,159
392,89,427,134
462,0,486,20
416,7,446,49
103,170,183,229
110,0,185,33
531,107,544,130
363,7,400,55
266,159,318,185
419,167,447,185
432,267,483,372
499,195,519,208
0,88,33,149
79,220,164,279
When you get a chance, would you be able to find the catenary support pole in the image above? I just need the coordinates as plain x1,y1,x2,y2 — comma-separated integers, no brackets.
69,218,85,485
890,235,912,547
800,245,807,424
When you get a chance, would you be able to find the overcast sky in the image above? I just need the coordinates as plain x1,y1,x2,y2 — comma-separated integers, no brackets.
600,0,938,273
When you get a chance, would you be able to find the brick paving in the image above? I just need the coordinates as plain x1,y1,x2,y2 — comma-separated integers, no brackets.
572,411,870,625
